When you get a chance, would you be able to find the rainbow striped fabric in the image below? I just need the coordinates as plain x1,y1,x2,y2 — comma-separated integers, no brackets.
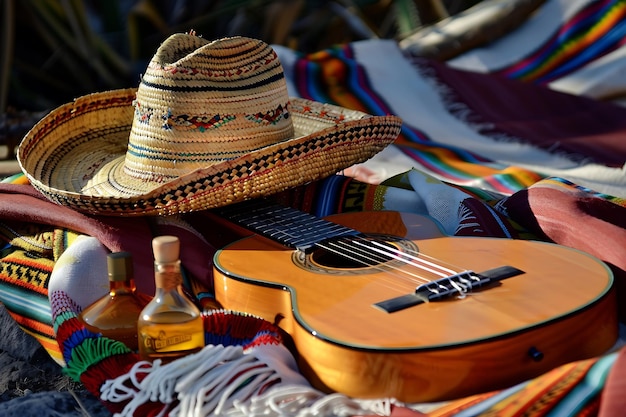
275,30,626,198
448,0,626,100
494,0,626,84
1,0,626,414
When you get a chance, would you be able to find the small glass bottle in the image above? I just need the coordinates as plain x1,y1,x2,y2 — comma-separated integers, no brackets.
79,252,151,351
138,235,205,362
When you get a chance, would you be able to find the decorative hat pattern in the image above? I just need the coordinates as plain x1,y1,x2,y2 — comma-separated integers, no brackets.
18,33,402,216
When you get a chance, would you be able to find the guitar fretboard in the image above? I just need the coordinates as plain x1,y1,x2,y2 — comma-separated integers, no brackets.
217,199,360,251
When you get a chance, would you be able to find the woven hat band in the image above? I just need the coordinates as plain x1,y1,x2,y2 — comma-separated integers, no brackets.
124,35,295,182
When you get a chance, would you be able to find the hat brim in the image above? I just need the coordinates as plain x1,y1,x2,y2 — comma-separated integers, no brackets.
18,88,402,216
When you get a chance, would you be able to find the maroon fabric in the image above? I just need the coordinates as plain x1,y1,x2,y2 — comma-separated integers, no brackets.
155,221,216,294
0,183,139,249
456,197,520,238
0,183,216,295
425,59,626,167
0,184,155,293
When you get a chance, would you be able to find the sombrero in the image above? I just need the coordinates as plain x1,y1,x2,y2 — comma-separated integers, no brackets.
18,33,402,216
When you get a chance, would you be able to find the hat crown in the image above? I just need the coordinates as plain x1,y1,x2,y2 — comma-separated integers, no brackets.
125,34,294,183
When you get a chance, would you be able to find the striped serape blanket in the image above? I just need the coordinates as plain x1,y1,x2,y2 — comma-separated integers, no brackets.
0,169,624,416
1,0,626,415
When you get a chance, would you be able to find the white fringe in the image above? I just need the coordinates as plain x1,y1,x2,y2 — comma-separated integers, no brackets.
100,343,396,416
222,385,395,417
455,202,482,235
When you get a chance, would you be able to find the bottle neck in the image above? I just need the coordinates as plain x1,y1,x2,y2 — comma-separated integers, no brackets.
154,260,182,291
109,278,137,295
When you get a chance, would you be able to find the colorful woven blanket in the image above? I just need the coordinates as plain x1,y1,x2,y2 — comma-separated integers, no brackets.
1,0,626,415
1,170,624,416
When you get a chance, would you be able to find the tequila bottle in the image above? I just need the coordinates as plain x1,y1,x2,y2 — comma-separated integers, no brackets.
138,236,205,362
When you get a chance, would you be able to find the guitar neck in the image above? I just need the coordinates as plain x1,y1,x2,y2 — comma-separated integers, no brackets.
216,199,360,251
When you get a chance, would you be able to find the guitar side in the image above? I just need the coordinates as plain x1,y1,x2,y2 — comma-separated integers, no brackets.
212,211,618,402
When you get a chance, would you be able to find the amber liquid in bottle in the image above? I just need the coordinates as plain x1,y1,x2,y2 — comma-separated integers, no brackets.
138,236,205,362
79,252,151,351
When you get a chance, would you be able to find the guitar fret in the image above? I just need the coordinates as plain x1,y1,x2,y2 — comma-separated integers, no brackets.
216,199,360,249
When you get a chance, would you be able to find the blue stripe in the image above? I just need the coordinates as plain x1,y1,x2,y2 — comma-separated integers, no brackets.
452,380,530,417
305,61,332,103
313,176,346,217
0,286,52,324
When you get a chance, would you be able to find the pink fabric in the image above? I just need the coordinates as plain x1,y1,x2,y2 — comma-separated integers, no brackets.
502,186,626,273
599,347,626,417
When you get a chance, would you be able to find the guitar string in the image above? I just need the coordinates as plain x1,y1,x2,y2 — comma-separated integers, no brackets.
235,203,470,293
323,238,449,279
322,238,476,299
363,238,458,277
315,236,470,294
315,239,460,298
359,238,474,296
253,207,468,291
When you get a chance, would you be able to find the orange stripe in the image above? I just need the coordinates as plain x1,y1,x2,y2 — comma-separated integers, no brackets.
426,391,499,417
319,56,371,113
485,360,594,417
426,359,597,417
9,313,55,337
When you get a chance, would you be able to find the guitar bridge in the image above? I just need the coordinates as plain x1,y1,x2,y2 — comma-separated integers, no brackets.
415,271,490,300
374,265,524,313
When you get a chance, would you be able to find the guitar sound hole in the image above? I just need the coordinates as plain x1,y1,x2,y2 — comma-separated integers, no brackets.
292,235,417,275
310,238,397,269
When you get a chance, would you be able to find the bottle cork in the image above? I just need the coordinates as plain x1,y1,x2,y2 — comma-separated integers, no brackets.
152,236,180,264
107,252,133,282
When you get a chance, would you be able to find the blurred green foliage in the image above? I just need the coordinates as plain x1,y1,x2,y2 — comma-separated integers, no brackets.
2,0,480,113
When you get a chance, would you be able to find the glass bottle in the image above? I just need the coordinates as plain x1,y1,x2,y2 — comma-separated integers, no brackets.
138,235,205,362
79,252,151,351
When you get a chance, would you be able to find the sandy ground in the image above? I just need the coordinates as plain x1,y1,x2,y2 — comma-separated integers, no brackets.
0,304,111,416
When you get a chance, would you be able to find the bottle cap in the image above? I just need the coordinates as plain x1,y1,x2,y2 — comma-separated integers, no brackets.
152,235,180,264
107,252,133,282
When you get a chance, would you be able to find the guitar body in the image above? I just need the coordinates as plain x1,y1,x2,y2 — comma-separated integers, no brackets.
213,211,618,402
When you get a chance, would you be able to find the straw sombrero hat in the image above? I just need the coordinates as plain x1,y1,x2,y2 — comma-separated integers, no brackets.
18,33,402,216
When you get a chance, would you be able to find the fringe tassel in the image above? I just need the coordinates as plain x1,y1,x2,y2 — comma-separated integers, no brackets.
65,336,132,381
220,384,396,417
81,353,139,395
454,202,481,235
100,344,285,417
57,321,101,364
50,293,395,416
99,342,398,417
52,310,78,334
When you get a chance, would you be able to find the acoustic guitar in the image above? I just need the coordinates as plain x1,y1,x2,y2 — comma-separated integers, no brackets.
211,199,618,403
